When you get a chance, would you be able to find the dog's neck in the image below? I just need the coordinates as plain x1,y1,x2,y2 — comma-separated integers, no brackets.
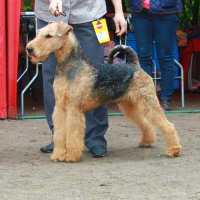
55,32,89,74
55,32,75,63
56,32,87,63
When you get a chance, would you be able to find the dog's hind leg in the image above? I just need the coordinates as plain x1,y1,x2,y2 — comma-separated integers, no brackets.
118,70,180,157
148,105,181,157
119,98,181,157
137,96,181,157
118,101,156,148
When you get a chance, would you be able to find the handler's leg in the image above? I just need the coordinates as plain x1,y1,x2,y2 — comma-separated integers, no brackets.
72,22,108,157
37,19,56,153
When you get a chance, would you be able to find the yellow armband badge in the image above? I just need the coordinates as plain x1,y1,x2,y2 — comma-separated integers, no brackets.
92,18,110,44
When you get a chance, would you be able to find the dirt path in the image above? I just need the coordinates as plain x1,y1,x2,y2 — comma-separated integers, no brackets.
0,113,200,200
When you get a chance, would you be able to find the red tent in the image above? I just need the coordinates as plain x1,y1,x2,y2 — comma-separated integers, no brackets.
180,38,200,86
0,0,7,118
0,0,21,118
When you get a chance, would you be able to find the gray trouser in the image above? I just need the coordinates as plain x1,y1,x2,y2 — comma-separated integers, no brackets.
37,19,108,150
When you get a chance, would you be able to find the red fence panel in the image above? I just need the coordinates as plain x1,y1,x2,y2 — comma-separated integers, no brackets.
0,0,7,118
7,0,21,118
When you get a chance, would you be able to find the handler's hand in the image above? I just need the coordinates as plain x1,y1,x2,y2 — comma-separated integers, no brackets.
114,13,127,36
48,0,63,16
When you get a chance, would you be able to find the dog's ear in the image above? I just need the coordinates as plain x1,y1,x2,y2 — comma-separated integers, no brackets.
57,22,73,37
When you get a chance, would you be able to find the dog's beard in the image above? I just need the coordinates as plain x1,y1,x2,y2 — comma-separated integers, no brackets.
28,54,48,64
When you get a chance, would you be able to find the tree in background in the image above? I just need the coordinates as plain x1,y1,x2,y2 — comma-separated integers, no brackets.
123,0,200,30
179,0,200,30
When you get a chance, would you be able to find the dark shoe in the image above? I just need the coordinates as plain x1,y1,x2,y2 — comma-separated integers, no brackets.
40,142,54,153
160,99,171,111
90,145,107,158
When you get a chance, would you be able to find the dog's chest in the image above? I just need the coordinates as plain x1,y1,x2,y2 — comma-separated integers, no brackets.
92,63,136,100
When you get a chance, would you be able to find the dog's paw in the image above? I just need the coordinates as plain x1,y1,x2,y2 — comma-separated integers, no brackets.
167,146,181,158
139,139,155,148
64,156,80,163
139,143,152,148
64,151,82,163
51,151,81,163
51,153,67,162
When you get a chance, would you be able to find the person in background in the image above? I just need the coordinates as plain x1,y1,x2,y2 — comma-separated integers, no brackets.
130,0,183,111
34,0,126,156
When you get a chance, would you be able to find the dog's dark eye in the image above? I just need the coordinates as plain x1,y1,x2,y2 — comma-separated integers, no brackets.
45,34,52,38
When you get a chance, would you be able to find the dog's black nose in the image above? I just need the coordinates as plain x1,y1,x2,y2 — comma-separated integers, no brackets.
27,47,34,53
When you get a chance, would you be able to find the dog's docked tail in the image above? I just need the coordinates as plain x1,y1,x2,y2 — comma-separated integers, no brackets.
107,45,139,66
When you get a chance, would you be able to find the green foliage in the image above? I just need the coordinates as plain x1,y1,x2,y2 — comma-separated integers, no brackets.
124,0,132,13
179,0,200,30
123,0,200,30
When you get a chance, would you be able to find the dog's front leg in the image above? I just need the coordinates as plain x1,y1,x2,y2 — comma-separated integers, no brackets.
51,105,85,162
64,106,85,162
50,102,68,162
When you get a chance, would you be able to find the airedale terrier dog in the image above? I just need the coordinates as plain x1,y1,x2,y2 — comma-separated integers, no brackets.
26,22,181,162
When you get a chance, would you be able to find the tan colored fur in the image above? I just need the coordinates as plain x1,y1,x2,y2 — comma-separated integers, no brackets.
27,22,181,162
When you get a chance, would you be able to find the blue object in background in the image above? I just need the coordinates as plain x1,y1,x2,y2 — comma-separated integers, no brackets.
125,32,179,89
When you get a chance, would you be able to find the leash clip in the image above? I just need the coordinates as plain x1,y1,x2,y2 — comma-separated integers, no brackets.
59,11,66,16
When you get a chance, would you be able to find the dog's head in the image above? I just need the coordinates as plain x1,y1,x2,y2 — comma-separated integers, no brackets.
26,22,73,64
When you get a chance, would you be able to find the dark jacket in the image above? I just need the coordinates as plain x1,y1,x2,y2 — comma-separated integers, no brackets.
130,0,183,13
